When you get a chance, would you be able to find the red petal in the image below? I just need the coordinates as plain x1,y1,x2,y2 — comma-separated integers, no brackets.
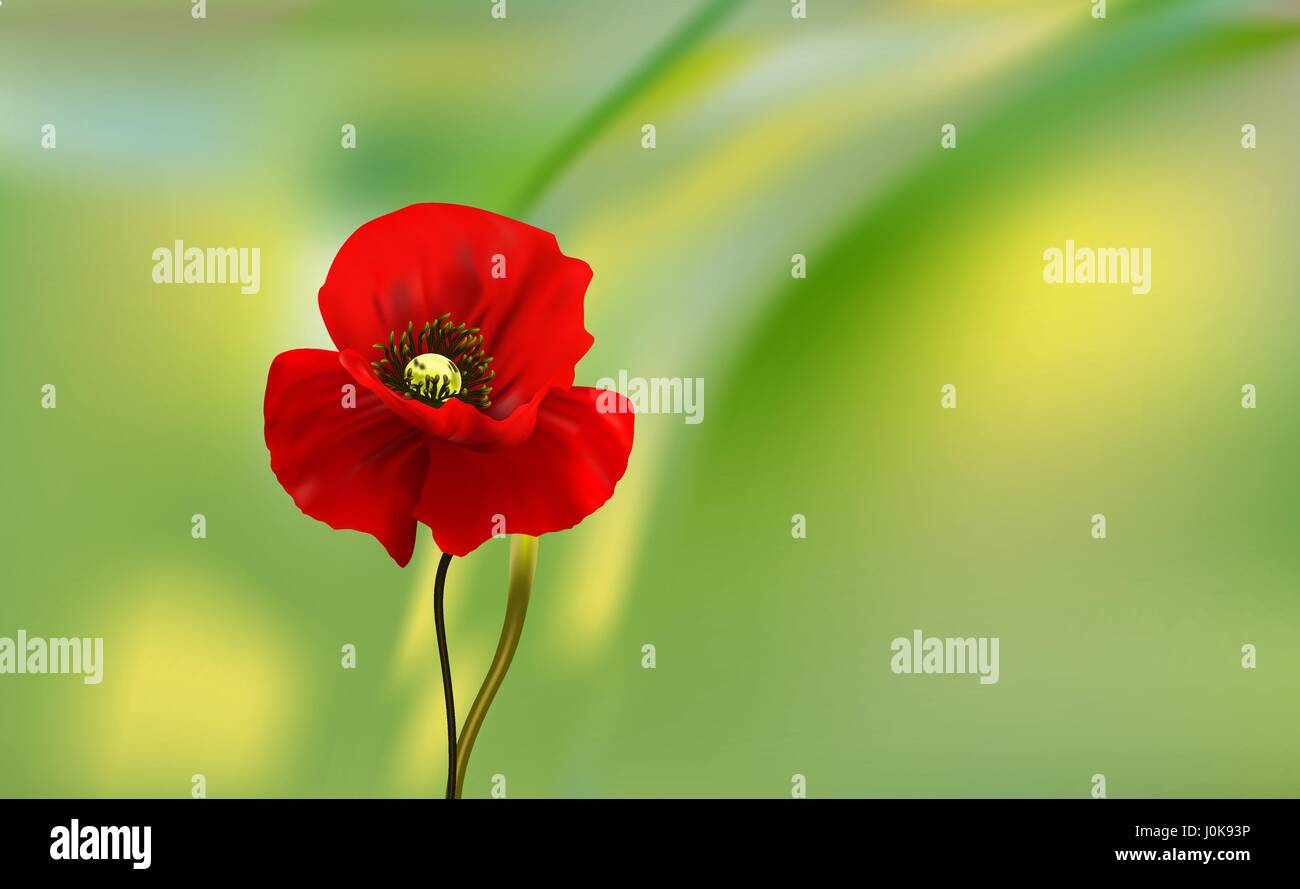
318,203,594,425
265,349,430,566
414,386,635,557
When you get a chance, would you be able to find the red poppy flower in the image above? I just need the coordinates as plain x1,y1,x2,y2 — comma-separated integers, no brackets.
264,203,634,565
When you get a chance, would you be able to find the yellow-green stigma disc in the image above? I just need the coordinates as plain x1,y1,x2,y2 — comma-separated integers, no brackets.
404,353,462,401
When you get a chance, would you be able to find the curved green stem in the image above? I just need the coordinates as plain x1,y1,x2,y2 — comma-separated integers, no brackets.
454,534,537,798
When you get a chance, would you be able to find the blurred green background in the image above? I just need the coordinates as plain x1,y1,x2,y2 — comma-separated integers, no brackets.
3,0,1299,798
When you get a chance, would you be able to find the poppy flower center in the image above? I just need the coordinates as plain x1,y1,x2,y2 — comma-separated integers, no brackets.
404,353,461,401
370,313,494,409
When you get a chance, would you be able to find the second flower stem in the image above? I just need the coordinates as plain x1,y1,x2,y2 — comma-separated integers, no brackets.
454,534,537,799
